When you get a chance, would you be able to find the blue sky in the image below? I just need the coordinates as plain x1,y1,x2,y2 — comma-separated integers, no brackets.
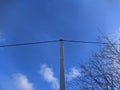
0,0,120,90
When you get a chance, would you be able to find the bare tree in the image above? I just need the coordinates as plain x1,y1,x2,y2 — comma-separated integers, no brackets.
68,36,120,90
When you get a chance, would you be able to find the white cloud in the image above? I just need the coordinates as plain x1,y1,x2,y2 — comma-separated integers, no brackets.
0,73,35,90
12,73,34,90
66,67,81,81
39,64,59,90
108,28,120,42
0,32,5,42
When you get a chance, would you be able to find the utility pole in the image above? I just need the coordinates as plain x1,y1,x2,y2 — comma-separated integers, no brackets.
60,39,66,90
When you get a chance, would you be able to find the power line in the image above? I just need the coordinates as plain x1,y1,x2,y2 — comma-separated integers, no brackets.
0,40,59,47
63,40,108,44
64,40,120,45
0,39,119,48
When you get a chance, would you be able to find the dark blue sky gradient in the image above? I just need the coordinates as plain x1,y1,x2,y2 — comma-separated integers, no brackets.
1,0,120,90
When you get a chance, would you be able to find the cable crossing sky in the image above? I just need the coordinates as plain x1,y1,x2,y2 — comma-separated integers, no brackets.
0,39,116,48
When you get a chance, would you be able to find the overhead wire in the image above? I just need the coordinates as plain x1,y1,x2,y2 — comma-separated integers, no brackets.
63,40,108,45
0,39,119,48
0,40,59,47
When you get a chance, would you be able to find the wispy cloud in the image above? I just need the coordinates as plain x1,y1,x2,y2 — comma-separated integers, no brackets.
66,67,81,81
0,73,35,90
108,27,120,42
12,73,34,90
39,64,59,90
0,32,5,42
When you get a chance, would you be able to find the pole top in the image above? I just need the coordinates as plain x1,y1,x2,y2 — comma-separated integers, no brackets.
59,39,64,41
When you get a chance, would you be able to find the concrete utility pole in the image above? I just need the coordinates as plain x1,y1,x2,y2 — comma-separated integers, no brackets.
60,39,66,90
